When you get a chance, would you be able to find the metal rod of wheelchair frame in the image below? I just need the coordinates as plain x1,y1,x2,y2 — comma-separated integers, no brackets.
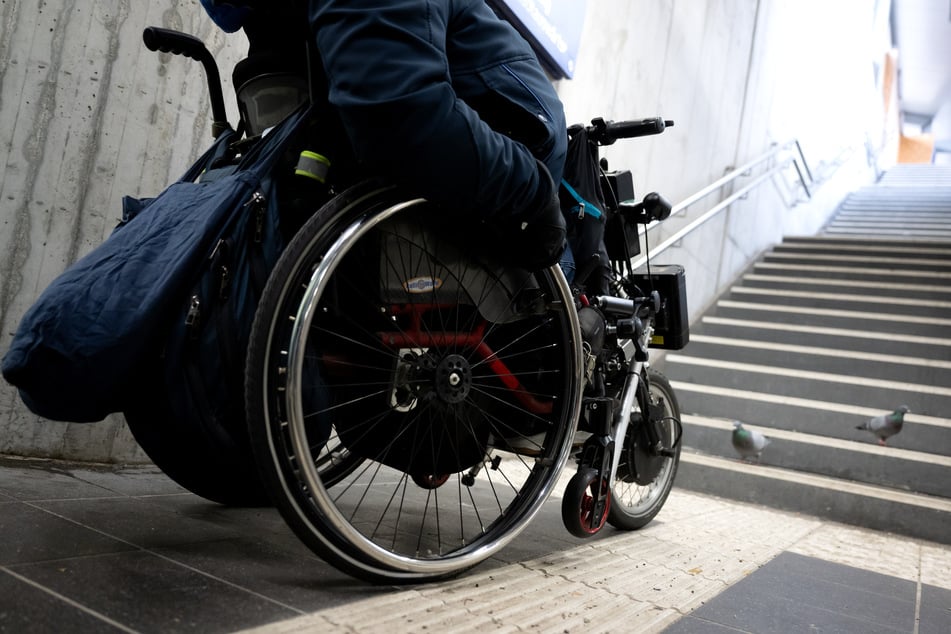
629,159,793,270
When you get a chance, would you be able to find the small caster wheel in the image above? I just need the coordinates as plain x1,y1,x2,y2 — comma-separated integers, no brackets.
561,469,610,538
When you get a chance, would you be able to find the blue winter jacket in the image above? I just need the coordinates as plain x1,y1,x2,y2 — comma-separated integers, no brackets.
202,0,567,220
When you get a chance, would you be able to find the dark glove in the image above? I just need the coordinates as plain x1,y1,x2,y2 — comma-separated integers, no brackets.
518,191,567,271
493,159,567,271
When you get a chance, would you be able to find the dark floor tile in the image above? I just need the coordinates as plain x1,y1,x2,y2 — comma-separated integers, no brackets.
770,551,916,600
33,497,246,550
15,550,300,633
0,569,124,633
680,589,908,634
154,537,392,612
665,553,916,634
745,553,916,631
919,584,951,634
0,461,119,501
68,464,188,498
0,504,131,566
134,496,323,559
140,496,287,535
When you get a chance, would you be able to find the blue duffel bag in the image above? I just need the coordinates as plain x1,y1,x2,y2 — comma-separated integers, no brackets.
1,105,312,424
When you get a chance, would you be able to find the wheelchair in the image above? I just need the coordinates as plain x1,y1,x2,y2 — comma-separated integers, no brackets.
137,26,683,584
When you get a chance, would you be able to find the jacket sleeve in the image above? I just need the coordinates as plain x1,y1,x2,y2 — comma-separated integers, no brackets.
199,0,253,32
309,0,556,218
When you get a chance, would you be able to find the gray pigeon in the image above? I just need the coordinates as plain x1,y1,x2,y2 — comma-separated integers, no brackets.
856,405,909,446
731,421,770,462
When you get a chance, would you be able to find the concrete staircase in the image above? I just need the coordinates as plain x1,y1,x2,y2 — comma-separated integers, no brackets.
662,164,951,543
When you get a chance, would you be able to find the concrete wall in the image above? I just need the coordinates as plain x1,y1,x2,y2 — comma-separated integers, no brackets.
932,102,951,165
0,1,247,462
557,0,891,319
0,0,891,463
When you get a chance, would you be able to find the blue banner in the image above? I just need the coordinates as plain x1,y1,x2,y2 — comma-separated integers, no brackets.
489,0,587,79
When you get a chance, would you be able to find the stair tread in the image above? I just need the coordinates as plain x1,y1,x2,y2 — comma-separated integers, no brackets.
675,454,951,544
679,452,951,513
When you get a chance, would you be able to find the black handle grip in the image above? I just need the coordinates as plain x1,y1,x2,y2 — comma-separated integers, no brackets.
143,27,208,62
608,117,673,138
586,117,674,145
142,27,230,138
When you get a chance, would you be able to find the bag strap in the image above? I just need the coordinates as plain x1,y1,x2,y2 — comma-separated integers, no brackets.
234,104,315,175
176,103,314,185
178,128,241,183
561,179,604,219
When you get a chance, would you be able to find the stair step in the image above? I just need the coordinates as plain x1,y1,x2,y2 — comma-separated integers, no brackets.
739,273,950,299
738,278,947,304
761,251,951,271
782,235,951,247
666,351,951,409
749,261,951,284
824,226,951,239
840,199,951,207
723,286,951,319
665,379,951,453
680,331,951,373
773,241,951,257
675,453,951,545
695,315,951,359
680,415,951,498
711,300,951,338
836,210,951,218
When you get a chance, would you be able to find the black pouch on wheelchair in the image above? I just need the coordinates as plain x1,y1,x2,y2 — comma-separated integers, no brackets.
601,169,642,262
560,126,608,291
626,264,689,350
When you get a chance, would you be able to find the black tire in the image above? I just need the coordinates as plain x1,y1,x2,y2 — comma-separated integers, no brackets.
561,469,610,538
607,369,681,530
245,182,583,583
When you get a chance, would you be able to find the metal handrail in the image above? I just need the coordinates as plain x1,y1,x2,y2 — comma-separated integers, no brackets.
629,140,812,269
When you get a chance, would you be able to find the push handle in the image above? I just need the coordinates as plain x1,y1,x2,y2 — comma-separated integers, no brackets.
143,27,207,61
143,27,230,138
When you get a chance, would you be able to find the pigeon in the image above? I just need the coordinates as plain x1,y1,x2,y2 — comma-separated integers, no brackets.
856,405,909,446
731,421,770,462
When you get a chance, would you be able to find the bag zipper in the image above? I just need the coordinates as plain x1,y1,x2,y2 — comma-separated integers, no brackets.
246,191,267,243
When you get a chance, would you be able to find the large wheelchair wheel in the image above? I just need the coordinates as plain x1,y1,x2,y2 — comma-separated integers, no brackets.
245,182,583,583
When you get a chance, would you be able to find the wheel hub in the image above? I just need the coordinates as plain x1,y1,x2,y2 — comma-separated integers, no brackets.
434,354,471,404
628,413,667,485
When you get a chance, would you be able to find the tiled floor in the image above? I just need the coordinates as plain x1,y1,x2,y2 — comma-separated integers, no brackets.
1,455,949,633
664,552,951,633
